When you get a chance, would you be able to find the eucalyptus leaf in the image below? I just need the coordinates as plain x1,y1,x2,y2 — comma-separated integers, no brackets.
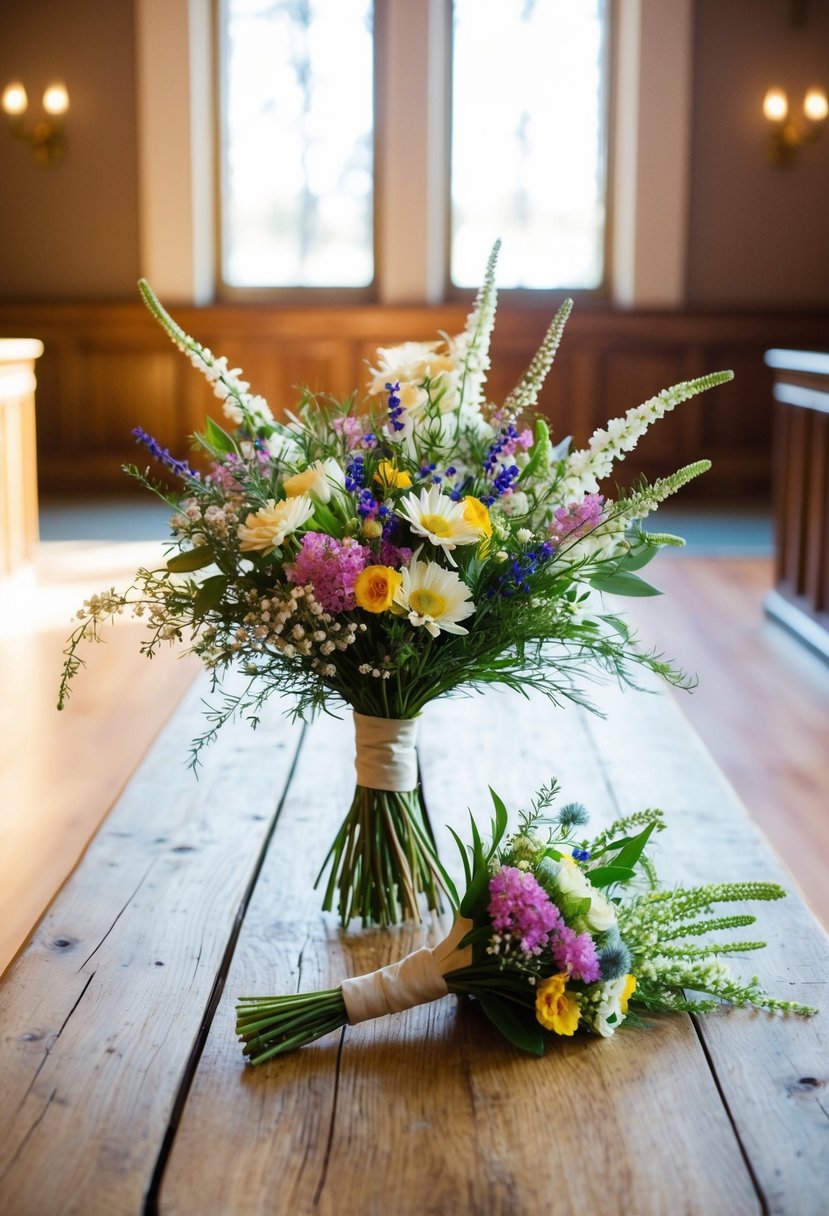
588,571,663,598
193,574,228,617
616,544,660,572
167,546,215,573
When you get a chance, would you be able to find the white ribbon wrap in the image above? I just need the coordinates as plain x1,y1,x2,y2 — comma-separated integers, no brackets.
354,712,419,792
341,916,475,1025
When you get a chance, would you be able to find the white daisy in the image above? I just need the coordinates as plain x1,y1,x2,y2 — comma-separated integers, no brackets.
237,495,314,554
396,485,483,564
393,552,475,637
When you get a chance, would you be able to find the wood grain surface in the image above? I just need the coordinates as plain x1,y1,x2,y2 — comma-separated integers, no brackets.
157,690,817,1216
1,677,826,1215
0,678,303,1216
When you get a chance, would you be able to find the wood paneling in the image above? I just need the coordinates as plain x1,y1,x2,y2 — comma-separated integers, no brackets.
2,301,829,498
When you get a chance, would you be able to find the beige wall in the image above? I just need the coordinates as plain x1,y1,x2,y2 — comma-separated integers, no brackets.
0,1,827,307
0,0,140,299
687,0,829,308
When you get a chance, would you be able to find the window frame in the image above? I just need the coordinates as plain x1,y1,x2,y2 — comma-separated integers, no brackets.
443,0,615,307
212,0,380,304
211,0,614,305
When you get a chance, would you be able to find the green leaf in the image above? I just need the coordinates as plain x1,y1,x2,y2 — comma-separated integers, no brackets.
193,574,228,617
516,418,550,484
477,993,544,1055
587,864,636,889
459,812,492,918
488,787,509,857
167,546,215,573
588,571,662,597
616,544,660,572
610,821,658,872
456,926,494,950
447,826,472,891
204,415,239,454
308,500,343,538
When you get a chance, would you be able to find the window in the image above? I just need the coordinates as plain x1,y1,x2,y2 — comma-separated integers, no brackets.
216,0,609,295
451,0,608,290
219,0,374,289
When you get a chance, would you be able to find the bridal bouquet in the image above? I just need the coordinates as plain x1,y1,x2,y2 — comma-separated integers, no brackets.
58,242,734,927
236,783,815,1065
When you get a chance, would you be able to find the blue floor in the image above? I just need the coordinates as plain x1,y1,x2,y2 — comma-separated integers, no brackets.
38,495,774,557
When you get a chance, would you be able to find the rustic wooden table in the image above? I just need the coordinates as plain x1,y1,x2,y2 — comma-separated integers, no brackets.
1,678,826,1216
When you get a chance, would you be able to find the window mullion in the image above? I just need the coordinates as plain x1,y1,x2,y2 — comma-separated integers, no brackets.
375,0,451,305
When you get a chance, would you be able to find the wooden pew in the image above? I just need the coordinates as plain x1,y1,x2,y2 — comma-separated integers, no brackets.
0,678,826,1215
766,348,829,660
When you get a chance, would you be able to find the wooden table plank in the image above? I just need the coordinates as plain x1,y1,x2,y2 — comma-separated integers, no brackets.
578,682,829,1216
0,677,303,1216
159,692,768,1216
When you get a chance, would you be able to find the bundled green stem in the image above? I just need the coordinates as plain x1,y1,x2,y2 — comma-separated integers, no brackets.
316,785,456,927
237,989,348,1065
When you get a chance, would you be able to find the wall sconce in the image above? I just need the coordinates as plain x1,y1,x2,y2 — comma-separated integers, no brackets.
1,79,69,166
763,85,828,167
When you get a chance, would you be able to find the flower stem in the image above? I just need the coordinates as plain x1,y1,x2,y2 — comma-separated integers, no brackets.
316,784,453,927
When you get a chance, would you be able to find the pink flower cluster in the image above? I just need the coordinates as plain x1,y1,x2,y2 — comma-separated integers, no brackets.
552,924,600,983
286,532,369,613
498,427,534,458
488,866,563,955
488,865,600,981
332,415,377,450
379,539,413,569
209,456,244,493
548,493,605,545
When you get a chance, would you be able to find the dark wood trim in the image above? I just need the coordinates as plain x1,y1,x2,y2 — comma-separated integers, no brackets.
2,301,829,499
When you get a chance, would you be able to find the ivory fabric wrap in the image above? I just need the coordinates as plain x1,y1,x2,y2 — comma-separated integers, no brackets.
341,916,475,1025
353,711,419,792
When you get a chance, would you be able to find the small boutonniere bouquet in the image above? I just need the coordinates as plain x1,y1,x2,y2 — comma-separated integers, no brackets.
58,242,734,928
236,782,816,1065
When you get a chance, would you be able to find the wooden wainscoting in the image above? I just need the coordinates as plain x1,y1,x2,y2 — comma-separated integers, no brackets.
1,300,829,499
765,349,829,659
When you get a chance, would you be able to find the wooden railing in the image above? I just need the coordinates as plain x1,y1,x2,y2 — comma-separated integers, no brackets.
0,339,42,579
766,348,829,659
1,301,828,500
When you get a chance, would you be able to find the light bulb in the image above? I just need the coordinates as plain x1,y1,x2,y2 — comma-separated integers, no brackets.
42,81,69,116
763,87,788,123
1,81,28,117
803,87,828,123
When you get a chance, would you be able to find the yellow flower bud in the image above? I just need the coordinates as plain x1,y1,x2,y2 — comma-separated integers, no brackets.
462,495,492,537
373,460,412,490
361,518,383,540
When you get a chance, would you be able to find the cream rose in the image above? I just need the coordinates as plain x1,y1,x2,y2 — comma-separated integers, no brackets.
237,495,314,554
553,856,617,932
282,459,344,504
